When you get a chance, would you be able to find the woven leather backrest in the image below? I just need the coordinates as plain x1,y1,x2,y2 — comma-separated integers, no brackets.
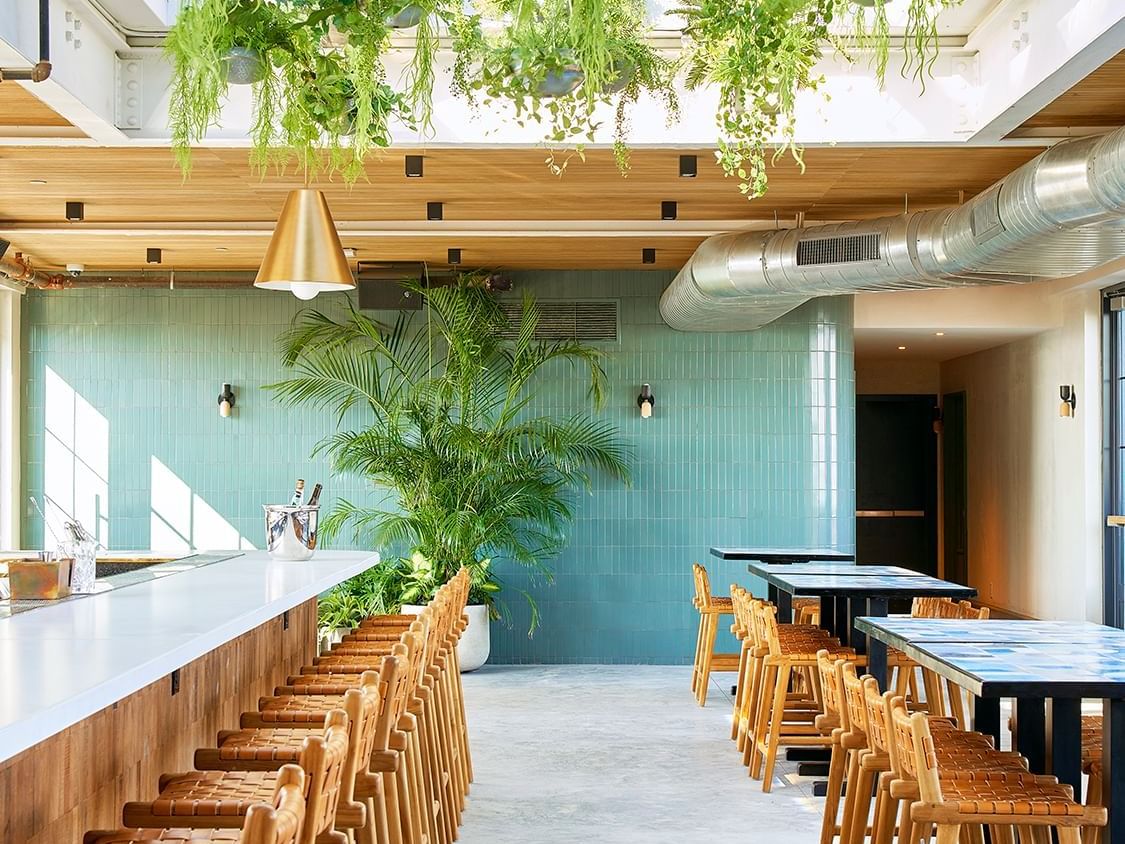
816,650,842,719
298,710,351,844
840,661,868,738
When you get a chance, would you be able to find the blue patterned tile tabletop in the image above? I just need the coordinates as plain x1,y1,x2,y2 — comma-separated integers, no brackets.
855,617,1123,650
899,639,1125,698
710,547,855,562
748,562,921,578
766,572,977,598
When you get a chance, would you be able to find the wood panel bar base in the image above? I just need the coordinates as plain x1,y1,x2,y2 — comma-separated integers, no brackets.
0,600,317,844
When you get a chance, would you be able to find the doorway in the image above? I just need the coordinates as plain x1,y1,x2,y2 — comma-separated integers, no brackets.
942,392,968,586
855,395,939,575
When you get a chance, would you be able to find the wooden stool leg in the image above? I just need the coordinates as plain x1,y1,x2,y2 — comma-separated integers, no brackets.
749,663,777,779
946,678,967,729
731,643,749,741
844,764,875,844
760,664,792,793
937,826,962,844
873,783,899,844
818,740,848,844
1060,828,1083,844
839,749,864,844
691,611,706,695
697,613,719,706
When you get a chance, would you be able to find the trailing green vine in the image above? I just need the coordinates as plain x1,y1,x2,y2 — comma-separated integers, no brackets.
164,0,963,195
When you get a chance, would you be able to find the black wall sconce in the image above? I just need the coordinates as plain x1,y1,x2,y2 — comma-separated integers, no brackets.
65,201,84,222
642,248,656,265
679,155,697,178
637,383,655,419
427,201,443,221
1060,385,1076,418
405,155,424,177
661,201,678,220
146,247,162,264
218,383,236,418
448,248,462,265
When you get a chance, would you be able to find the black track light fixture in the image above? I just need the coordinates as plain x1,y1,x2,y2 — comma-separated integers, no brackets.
679,155,697,178
405,155,424,177
146,248,162,264
642,248,656,265
661,201,678,220
448,248,462,265
427,201,443,221
65,201,84,222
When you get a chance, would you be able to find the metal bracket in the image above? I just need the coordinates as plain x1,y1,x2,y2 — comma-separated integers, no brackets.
114,56,143,130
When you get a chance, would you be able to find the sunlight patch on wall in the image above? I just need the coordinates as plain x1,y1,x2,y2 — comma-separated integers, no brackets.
43,367,109,544
150,456,256,552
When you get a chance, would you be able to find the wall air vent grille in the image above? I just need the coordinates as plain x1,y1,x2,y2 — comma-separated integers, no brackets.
971,185,1006,242
796,233,881,266
499,300,619,342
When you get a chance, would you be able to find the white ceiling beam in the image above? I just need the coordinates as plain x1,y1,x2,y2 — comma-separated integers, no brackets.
0,0,130,144
966,0,1125,142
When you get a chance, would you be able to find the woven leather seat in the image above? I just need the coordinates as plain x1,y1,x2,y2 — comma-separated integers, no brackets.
149,771,282,818
86,766,305,844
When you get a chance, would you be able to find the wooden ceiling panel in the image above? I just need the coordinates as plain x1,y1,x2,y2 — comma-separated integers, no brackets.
0,83,75,129
0,144,1048,272
1017,51,1125,131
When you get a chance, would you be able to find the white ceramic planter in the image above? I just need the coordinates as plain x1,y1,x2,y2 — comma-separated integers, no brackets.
318,626,352,655
402,603,491,672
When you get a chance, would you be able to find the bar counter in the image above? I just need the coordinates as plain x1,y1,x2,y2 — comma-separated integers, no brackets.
0,549,379,842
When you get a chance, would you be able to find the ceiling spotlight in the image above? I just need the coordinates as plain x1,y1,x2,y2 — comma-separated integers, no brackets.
342,247,357,258
679,155,697,178
898,345,907,351
146,248,162,264
405,155,424,177
661,201,678,221
215,246,230,252
935,331,945,336
642,248,656,265
448,248,461,265
65,201,84,222
29,179,47,185
427,201,443,221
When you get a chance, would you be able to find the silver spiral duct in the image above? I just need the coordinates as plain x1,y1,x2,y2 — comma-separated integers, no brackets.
660,126,1125,331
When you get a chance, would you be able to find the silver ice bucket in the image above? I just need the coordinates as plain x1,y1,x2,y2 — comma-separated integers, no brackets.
263,504,319,561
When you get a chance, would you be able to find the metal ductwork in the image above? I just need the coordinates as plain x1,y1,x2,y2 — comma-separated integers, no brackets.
660,126,1125,331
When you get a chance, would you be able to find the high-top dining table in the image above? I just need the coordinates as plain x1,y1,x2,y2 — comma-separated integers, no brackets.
755,569,977,689
856,616,1125,844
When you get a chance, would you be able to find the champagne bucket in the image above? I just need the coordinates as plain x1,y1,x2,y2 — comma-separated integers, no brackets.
263,505,319,561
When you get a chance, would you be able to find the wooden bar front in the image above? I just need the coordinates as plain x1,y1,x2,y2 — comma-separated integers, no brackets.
0,598,317,843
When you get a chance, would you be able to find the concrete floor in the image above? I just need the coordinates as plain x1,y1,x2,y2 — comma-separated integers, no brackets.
456,665,824,843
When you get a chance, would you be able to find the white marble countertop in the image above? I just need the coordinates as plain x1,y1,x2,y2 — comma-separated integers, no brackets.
0,550,380,763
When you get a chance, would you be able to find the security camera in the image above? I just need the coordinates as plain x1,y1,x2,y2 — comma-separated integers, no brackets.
66,263,84,278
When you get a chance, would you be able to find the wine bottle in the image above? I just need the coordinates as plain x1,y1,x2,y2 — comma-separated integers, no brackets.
289,479,305,506
307,483,323,507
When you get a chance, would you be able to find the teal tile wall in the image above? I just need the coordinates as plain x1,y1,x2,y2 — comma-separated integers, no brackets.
20,272,855,663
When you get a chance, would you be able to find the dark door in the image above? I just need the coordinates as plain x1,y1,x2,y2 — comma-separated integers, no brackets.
942,392,969,585
856,395,939,575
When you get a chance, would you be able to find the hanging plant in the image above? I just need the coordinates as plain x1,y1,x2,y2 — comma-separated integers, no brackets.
678,0,963,199
459,0,676,175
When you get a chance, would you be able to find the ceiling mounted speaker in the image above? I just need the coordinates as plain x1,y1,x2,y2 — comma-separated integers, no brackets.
254,189,355,300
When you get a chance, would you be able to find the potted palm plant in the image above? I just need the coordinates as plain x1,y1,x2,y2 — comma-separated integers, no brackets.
268,278,630,670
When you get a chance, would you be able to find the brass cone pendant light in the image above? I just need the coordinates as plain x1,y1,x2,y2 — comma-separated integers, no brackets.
254,189,354,300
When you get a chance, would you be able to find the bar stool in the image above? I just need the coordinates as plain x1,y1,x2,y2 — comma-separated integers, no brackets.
86,765,306,844
691,563,739,705
126,679,375,844
749,600,858,792
891,697,1105,844
122,711,351,844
